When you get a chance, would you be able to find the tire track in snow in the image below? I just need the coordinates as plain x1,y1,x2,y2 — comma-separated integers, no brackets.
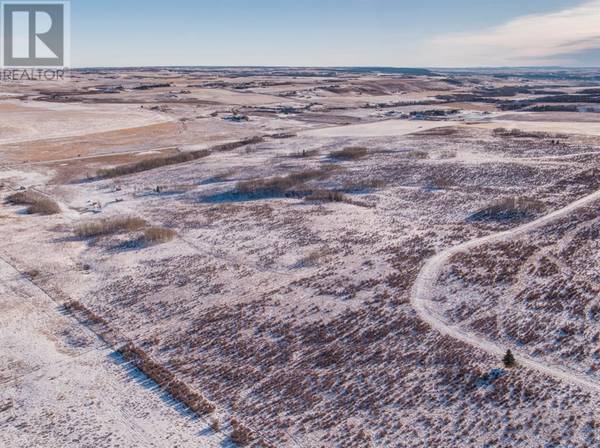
410,188,600,393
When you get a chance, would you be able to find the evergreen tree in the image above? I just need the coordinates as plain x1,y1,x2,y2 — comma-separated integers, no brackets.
503,349,516,368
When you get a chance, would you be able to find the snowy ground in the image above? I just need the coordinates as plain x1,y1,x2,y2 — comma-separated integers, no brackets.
0,100,172,145
0,254,226,448
4,68,600,447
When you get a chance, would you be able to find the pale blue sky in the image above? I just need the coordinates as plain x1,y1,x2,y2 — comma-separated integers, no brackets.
71,0,600,67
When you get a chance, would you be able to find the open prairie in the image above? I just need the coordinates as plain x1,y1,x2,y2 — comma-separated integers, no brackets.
4,67,600,447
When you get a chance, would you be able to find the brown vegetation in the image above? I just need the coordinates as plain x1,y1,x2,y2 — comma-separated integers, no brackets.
330,146,368,160
74,216,147,238
212,136,264,152
27,198,62,215
415,126,461,136
270,132,297,139
63,299,119,344
492,128,567,139
300,248,330,267
230,420,255,446
141,227,177,244
24,269,40,279
305,189,347,203
65,300,216,418
118,343,216,416
97,149,210,178
236,166,338,196
96,137,264,179
5,190,61,215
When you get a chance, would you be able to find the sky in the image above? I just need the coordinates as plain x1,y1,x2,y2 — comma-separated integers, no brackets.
71,0,600,68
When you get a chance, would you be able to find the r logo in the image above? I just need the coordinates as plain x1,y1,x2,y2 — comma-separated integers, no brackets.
2,2,66,67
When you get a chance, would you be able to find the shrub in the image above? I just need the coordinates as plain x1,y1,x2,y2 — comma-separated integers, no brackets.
230,420,254,446
141,227,176,244
64,300,108,327
300,248,329,267
97,137,264,178
415,127,460,136
305,189,347,203
63,300,118,345
236,166,338,196
24,269,40,279
330,146,368,160
119,343,216,416
74,216,147,238
26,197,61,215
212,136,264,152
97,149,210,178
6,191,34,205
270,132,296,139
5,190,61,215
492,128,565,139
210,418,221,432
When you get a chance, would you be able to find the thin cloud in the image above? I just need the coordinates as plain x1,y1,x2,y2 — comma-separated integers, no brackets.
423,0,600,66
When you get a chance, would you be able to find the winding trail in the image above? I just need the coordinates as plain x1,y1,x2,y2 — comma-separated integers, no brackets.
410,188,600,393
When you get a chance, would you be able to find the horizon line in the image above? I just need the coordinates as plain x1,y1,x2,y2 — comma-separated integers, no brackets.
69,64,600,71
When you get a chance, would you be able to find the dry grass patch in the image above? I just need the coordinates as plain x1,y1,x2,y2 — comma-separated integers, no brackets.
24,269,40,279
119,343,216,416
97,137,264,179
75,216,147,238
210,418,221,432
299,247,330,267
5,190,61,215
270,132,296,139
415,126,461,136
330,146,368,160
492,128,567,139
212,136,264,152
236,166,339,196
230,420,255,446
26,198,61,215
305,189,347,203
97,149,210,179
141,227,176,244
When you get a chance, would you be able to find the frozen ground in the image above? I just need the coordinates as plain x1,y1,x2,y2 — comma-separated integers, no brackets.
0,247,225,448
4,67,600,447
0,101,171,145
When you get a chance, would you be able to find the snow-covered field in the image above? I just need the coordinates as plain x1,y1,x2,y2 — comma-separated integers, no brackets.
3,68,600,447
0,101,172,144
302,119,458,137
0,256,225,448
